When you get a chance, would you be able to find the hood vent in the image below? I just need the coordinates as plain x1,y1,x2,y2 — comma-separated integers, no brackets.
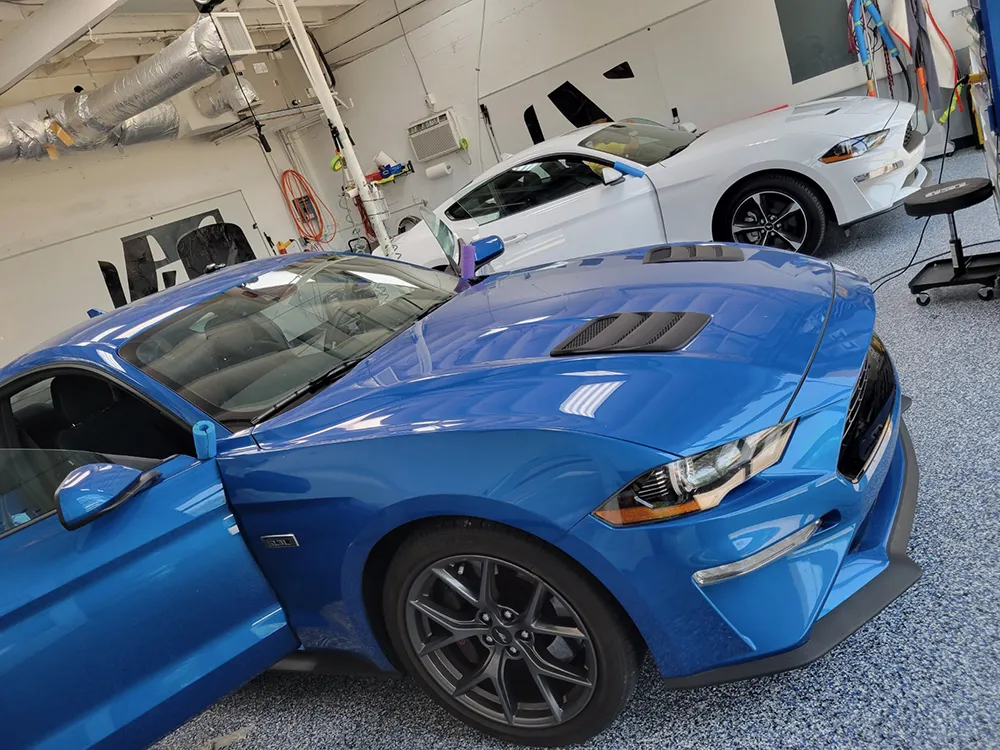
551,311,710,356
643,244,744,264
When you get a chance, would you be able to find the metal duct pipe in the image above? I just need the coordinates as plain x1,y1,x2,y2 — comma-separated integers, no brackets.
59,15,235,147
0,99,56,162
0,15,249,164
0,98,182,159
110,102,181,147
194,76,259,118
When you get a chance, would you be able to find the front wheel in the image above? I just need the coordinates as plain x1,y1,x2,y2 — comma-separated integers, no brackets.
384,520,640,747
720,174,828,255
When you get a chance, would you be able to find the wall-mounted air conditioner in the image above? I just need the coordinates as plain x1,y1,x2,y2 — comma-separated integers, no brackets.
407,110,462,162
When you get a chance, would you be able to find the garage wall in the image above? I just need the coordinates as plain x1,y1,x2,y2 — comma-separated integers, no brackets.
306,0,730,243
306,0,975,244
0,135,300,364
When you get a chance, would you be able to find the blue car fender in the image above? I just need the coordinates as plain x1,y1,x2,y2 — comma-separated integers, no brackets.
221,426,672,668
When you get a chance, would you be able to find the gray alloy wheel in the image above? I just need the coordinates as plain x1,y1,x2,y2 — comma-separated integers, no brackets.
404,555,596,728
730,190,809,252
720,173,828,255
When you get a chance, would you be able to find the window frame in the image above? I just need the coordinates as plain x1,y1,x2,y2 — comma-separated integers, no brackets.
0,363,197,540
445,151,617,226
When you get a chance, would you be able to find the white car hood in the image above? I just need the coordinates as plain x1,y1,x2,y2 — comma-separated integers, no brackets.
688,97,900,152
389,220,450,268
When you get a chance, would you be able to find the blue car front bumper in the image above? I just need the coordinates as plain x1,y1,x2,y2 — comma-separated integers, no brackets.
561,389,920,684
661,417,920,688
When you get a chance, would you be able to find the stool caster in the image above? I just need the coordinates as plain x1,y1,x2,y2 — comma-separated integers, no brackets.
915,293,931,306
978,286,995,301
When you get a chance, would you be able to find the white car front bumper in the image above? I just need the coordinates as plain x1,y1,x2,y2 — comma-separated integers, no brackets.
821,109,930,226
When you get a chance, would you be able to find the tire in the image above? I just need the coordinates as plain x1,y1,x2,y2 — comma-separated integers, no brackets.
383,519,640,747
720,174,828,255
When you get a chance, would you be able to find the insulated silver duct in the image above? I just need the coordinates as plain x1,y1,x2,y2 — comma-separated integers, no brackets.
0,15,250,164
59,15,234,147
110,102,181,147
194,76,259,118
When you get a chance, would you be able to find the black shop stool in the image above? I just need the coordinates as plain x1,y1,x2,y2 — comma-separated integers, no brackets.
904,177,1000,305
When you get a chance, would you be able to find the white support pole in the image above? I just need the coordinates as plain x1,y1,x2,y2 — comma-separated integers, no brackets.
270,0,395,257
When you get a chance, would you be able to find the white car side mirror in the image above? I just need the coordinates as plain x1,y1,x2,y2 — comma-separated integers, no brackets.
602,167,625,186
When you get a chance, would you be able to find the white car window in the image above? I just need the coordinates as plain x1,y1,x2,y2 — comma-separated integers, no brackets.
445,156,608,226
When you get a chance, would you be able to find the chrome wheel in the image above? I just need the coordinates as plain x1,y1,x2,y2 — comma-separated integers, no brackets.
405,555,596,729
731,190,808,251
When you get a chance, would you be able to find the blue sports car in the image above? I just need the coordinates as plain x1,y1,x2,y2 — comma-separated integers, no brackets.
0,231,919,748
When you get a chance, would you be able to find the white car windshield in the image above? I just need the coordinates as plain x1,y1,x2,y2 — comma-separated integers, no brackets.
581,122,697,166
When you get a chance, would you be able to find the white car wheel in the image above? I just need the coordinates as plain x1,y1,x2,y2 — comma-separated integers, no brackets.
722,175,827,255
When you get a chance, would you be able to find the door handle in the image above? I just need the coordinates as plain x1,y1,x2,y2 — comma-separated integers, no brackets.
502,233,527,244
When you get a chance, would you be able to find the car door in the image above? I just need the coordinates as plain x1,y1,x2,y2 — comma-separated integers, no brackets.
442,154,665,272
0,370,298,750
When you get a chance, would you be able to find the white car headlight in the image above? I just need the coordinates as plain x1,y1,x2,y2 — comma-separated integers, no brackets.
820,130,889,163
594,421,797,526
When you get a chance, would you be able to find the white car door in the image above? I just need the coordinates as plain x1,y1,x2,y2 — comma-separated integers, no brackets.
442,154,664,272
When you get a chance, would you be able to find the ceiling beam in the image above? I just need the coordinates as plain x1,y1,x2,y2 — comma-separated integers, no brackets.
0,6,26,23
90,8,332,40
0,0,133,95
41,41,104,76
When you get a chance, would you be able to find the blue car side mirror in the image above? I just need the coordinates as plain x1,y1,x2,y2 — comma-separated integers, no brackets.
56,463,162,531
471,235,505,268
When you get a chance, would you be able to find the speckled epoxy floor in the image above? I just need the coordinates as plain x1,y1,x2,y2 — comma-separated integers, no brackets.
156,148,1000,750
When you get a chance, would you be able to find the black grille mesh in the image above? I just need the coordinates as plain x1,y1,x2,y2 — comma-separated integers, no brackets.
838,336,896,481
551,311,710,356
562,316,614,349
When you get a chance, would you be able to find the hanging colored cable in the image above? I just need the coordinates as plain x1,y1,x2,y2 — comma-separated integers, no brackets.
279,169,338,246
353,194,377,240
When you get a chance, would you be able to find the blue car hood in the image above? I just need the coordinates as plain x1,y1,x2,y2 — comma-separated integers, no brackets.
253,247,839,456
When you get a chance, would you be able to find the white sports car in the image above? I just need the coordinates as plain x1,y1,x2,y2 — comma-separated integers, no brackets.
393,96,928,271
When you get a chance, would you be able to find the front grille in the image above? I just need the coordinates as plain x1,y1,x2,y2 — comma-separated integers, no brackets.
838,336,896,481
903,123,923,153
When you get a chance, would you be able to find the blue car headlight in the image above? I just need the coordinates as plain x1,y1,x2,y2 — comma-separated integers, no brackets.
594,421,797,526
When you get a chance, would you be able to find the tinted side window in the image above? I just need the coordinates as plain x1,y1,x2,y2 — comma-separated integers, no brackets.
4,373,192,461
445,157,607,226
0,448,105,535
445,181,504,224
494,157,605,218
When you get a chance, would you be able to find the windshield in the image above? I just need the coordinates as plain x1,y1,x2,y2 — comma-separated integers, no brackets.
119,255,456,426
580,123,697,166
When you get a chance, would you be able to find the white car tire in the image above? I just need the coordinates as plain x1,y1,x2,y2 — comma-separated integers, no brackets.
719,174,828,255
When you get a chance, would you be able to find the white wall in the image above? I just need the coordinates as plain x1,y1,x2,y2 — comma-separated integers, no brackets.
0,135,297,260
306,0,726,243
0,135,301,363
302,0,975,242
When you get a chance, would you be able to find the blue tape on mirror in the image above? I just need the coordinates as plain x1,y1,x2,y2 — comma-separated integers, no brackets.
613,161,645,178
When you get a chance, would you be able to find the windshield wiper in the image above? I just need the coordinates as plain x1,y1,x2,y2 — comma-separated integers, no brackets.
415,298,451,320
250,299,452,427
250,358,365,426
